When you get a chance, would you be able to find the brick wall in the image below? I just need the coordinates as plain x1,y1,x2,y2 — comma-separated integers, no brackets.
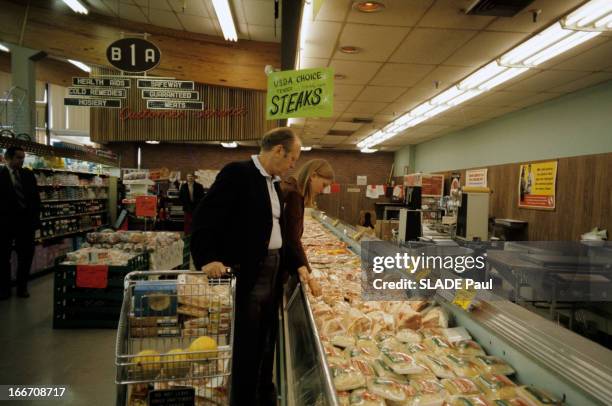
109,142,395,184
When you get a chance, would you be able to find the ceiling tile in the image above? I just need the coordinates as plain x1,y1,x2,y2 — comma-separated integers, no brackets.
536,36,610,71
148,8,183,30
237,22,250,39
315,0,351,22
248,24,280,42
333,100,351,113
299,57,329,69
116,4,149,23
549,72,612,93
391,85,442,109
486,0,584,33
102,0,120,15
444,31,525,67
321,135,349,145
178,15,219,35
230,0,248,23
505,70,590,92
329,60,382,85
243,1,276,26
346,101,388,115
547,40,612,72
356,85,407,102
347,0,434,27
133,0,170,9
331,122,363,131
88,0,115,16
418,0,495,30
370,63,435,87
334,84,364,101
169,0,210,17
303,21,343,59
390,28,476,65
415,65,475,90
334,24,411,62
374,114,395,123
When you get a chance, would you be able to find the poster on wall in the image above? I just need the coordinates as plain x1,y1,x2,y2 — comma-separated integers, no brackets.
450,172,461,194
518,160,557,210
422,175,444,197
466,168,488,187
266,67,334,120
357,176,367,185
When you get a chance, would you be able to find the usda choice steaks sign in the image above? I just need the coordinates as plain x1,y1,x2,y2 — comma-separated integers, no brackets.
266,67,334,120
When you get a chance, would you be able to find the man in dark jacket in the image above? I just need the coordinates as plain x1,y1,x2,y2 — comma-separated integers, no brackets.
1,146,41,299
190,128,301,406
179,173,205,234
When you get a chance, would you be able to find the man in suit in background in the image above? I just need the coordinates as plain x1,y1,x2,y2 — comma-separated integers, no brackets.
179,173,205,234
1,146,41,299
190,128,301,406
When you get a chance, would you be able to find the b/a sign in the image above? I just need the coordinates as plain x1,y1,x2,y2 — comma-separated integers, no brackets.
106,38,161,73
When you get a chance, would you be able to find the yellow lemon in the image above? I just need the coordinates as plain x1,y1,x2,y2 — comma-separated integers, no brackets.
187,336,218,360
165,348,190,370
133,349,161,371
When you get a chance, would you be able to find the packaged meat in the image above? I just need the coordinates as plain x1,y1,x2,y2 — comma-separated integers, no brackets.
473,356,515,376
408,300,430,312
332,334,356,349
344,309,373,336
394,305,423,331
444,354,481,378
349,389,387,406
473,374,517,399
366,378,412,402
330,362,366,391
360,301,383,314
337,391,351,406
368,310,396,335
491,397,532,406
423,336,454,354
417,354,456,379
411,378,449,398
406,343,429,355
422,307,449,328
516,386,563,406
446,395,493,406
372,359,407,382
396,328,422,344
443,327,472,343
351,356,377,377
419,328,444,338
322,318,346,337
441,378,482,396
356,336,381,358
379,336,405,352
323,341,345,358
453,340,486,357
381,348,427,374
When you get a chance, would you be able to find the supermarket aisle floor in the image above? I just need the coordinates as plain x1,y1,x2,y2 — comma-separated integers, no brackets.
0,274,116,405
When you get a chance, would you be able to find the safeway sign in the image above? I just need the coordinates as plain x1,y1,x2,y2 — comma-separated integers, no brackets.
266,67,334,120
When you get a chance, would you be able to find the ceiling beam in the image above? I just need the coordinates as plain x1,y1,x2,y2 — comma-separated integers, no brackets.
0,0,280,90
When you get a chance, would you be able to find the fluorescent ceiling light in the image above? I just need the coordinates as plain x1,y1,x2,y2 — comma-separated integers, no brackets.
146,140,160,145
0,44,9,53
460,62,507,89
565,0,612,28
301,146,312,151
62,0,88,14
478,67,528,91
523,30,601,66
360,147,377,153
212,0,238,42
221,141,238,148
68,59,91,73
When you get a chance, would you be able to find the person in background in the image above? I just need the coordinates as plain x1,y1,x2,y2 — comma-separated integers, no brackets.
179,173,204,234
362,212,375,229
190,127,301,406
282,159,334,295
0,146,41,299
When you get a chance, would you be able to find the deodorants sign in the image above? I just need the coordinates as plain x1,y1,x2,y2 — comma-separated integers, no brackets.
266,67,334,120
106,38,161,73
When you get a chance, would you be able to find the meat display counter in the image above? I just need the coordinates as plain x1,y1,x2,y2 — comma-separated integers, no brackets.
280,211,612,406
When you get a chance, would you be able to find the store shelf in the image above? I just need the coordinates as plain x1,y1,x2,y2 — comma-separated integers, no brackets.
37,224,109,242
32,167,110,177
41,210,108,222
41,198,108,203
38,184,109,188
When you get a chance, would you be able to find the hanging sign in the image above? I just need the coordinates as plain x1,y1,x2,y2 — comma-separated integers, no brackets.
142,90,200,100
137,79,195,90
64,97,122,108
266,67,334,120
106,37,161,73
518,161,557,210
466,168,487,187
146,100,204,111
68,87,127,98
73,77,130,87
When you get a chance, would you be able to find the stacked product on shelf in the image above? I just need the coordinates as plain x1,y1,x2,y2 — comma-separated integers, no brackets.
299,217,563,406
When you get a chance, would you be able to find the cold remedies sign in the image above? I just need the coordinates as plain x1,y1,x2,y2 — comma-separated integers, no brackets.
266,67,334,120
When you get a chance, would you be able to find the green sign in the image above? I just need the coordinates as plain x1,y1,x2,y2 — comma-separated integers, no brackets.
266,67,334,120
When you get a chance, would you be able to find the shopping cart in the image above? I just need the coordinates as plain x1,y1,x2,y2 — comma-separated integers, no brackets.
115,270,236,406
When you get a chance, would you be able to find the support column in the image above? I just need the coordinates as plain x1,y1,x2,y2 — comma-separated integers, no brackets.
9,44,45,139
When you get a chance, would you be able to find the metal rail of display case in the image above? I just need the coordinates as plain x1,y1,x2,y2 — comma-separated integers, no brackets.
286,214,612,406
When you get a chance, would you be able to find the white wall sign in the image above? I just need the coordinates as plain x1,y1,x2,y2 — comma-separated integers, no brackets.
466,168,488,187
357,175,367,185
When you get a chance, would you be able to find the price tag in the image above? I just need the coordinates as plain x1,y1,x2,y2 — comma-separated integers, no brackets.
453,286,477,310
148,388,195,406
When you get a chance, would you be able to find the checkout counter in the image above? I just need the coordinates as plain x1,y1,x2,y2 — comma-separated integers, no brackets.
279,211,612,406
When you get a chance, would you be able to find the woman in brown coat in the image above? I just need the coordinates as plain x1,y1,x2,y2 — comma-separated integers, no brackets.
282,159,334,295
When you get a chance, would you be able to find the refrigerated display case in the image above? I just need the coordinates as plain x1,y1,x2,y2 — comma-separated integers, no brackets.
280,211,612,406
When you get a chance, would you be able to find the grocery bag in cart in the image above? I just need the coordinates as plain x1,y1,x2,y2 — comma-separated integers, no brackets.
115,270,236,406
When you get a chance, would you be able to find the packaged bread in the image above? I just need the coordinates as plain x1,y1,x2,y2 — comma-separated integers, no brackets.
473,374,517,399
417,354,455,379
396,328,422,344
381,348,427,375
356,336,381,358
329,360,366,391
349,389,387,406
332,334,356,349
372,358,407,382
366,378,412,403
446,395,493,406
473,356,515,376
444,354,481,378
516,386,563,406
423,336,454,354
422,307,449,328
453,340,486,356
442,378,482,396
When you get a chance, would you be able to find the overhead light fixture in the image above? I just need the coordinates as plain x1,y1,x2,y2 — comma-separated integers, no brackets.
212,0,238,42
68,59,91,73
563,0,612,29
146,140,160,145
62,0,88,14
360,147,377,153
301,146,313,151
354,1,385,13
340,45,361,54
0,44,9,53
221,141,238,148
